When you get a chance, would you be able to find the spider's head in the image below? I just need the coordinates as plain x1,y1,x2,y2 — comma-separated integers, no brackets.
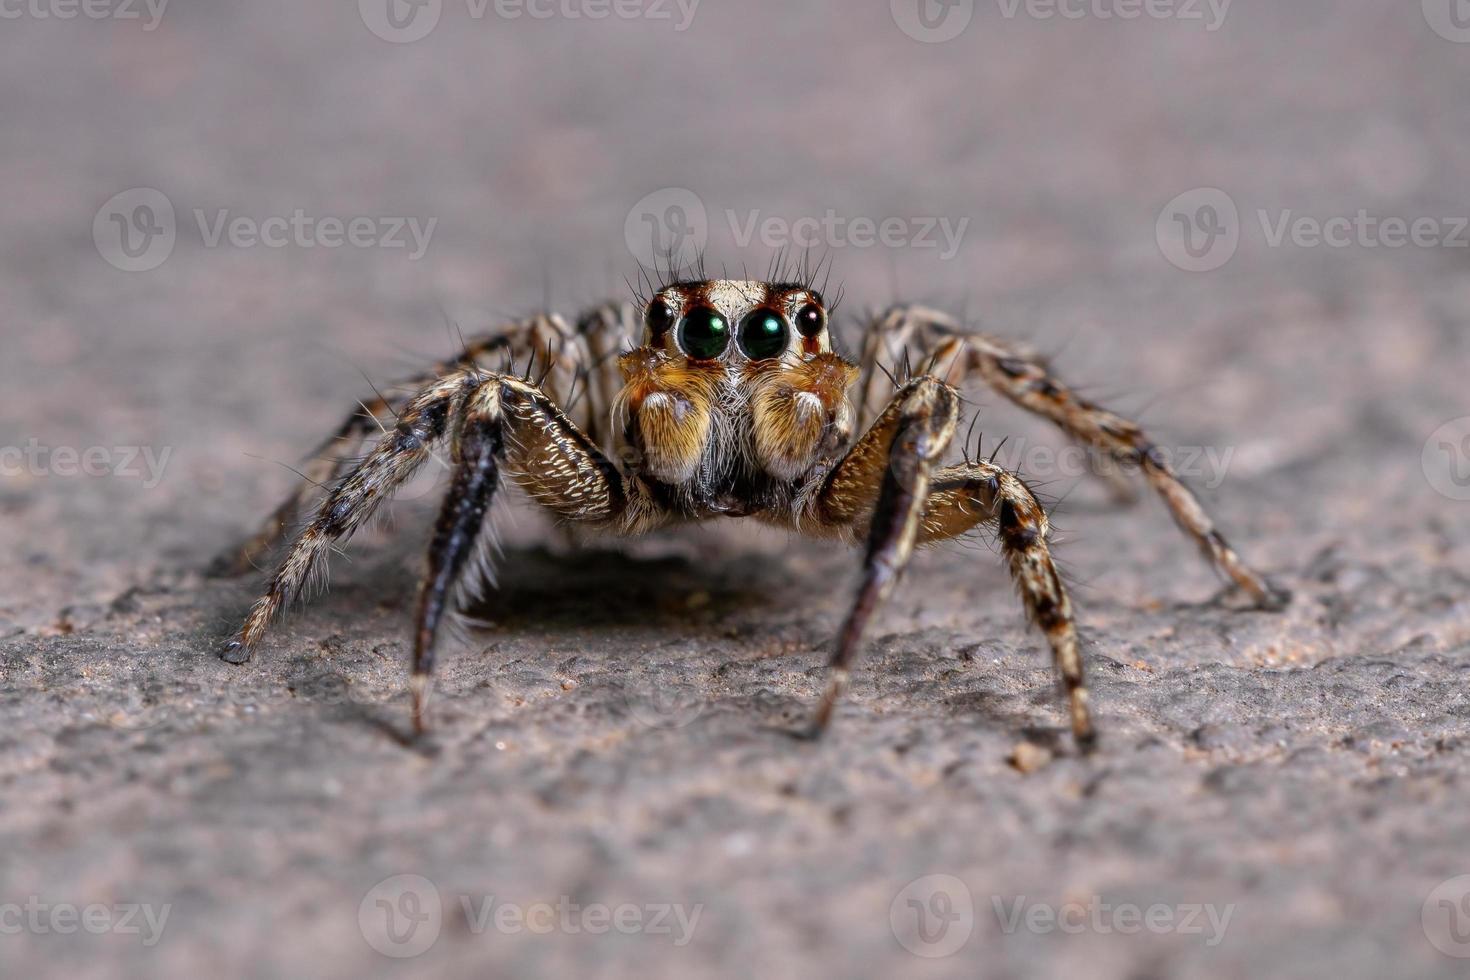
637,280,833,363
618,280,857,488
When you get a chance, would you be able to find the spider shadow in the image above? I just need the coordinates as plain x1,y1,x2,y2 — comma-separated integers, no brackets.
455,542,802,636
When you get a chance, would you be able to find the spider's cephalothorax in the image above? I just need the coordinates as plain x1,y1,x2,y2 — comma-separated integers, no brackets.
215,278,1290,752
613,279,857,520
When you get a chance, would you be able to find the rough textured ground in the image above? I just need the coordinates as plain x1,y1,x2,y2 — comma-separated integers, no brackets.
3,2,1470,977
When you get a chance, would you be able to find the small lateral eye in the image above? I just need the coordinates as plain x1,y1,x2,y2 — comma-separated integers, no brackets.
795,303,826,338
677,306,730,360
645,299,676,338
737,309,789,360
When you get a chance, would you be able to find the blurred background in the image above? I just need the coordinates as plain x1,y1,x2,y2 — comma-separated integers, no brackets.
3,1,1470,978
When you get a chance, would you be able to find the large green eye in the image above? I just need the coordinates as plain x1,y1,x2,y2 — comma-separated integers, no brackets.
677,306,730,360
737,309,789,360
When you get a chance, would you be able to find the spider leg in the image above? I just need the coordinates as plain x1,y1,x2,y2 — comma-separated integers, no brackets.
220,359,636,735
917,460,1094,749
859,305,1289,610
207,386,415,577
962,332,1289,609
409,375,632,731
212,309,625,575
219,369,480,663
410,391,502,733
575,301,637,456
804,376,960,735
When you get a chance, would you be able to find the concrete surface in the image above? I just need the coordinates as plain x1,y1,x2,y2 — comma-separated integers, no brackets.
3,1,1470,977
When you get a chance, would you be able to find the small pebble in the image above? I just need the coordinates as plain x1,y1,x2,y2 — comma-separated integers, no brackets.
1009,743,1053,773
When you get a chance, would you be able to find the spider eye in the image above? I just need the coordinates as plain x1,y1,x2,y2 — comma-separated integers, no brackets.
795,303,826,338
677,306,730,360
645,298,676,338
737,309,789,360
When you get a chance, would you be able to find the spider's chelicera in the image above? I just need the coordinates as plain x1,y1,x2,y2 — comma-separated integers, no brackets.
215,277,1289,751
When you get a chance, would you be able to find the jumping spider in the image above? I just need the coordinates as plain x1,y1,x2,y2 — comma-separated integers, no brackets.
216,277,1289,750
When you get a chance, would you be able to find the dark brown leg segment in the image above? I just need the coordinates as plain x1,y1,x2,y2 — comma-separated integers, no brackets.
219,371,479,663
807,376,960,734
408,375,631,732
